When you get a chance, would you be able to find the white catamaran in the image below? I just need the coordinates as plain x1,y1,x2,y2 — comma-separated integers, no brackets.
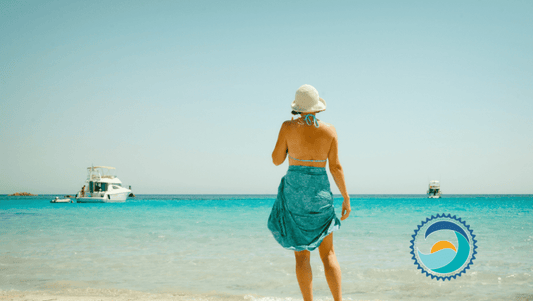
427,180,442,199
76,166,131,203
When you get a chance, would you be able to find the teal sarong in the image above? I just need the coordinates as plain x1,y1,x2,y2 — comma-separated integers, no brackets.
268,165,341,251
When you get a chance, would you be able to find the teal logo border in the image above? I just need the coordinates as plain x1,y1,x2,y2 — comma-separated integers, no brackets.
410,214,477,281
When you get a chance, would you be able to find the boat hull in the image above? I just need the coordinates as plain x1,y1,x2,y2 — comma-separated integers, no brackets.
51,199,73,203
77,192,129,203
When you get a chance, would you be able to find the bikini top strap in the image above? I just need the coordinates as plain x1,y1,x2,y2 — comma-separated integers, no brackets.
288,155,327,163
303,114,319,128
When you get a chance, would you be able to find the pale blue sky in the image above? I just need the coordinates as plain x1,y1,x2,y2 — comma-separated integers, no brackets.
1,0,532,194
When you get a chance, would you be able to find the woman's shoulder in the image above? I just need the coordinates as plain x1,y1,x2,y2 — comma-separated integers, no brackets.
318,120,334,128
318,120,336,134
282,118,303,127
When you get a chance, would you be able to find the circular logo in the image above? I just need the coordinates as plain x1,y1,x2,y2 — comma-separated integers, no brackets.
410,214,477,281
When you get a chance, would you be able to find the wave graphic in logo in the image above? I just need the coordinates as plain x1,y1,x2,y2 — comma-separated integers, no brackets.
410,214,477,280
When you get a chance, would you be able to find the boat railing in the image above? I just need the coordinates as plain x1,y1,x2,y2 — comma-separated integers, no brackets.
90,175,101,181
86,191,106,198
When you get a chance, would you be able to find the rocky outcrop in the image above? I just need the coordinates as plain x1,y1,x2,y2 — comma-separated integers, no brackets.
9,192,38,196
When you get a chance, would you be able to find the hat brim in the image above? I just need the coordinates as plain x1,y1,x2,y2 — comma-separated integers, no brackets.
291,97,327,113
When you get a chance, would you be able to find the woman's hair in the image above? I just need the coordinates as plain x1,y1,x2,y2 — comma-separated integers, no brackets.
292,110,321,115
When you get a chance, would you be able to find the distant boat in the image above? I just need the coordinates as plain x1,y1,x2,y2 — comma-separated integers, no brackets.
76,166,131,203
51,197,73,203
427,180,442,199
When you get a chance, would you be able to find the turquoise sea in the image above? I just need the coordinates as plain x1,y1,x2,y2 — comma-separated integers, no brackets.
1,194,532,300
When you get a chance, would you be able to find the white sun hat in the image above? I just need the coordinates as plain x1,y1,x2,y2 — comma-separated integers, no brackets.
291,84,326,113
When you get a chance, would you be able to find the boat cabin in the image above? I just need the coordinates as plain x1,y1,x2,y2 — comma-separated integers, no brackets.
427,180,442,198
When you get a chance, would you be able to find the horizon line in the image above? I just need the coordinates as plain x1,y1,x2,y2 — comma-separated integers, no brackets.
2,193,532,196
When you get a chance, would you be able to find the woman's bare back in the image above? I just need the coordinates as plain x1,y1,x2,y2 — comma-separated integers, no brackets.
284,117,335,167
272,114,338,168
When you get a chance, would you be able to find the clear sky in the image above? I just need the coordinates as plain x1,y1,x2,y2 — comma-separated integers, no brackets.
1,0,532,194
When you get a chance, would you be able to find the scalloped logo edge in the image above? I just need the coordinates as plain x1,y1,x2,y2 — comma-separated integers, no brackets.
409,213,478,281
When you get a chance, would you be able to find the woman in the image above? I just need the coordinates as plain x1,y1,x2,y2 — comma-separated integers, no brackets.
268,84,351,301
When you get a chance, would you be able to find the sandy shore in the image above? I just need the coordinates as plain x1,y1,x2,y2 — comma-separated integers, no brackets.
0,288,254,301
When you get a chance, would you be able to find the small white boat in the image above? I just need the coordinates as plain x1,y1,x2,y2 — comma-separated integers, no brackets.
427,180,442,199
76,166,131,203
51,197,73,203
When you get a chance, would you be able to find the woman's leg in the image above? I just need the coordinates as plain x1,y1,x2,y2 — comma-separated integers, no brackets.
294,250,313,301
318,233,342,301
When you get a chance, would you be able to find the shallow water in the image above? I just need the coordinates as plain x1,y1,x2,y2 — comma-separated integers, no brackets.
1,194,532,300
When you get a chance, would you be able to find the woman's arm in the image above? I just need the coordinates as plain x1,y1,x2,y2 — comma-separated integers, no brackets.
272,121,289,166
327,128,351,220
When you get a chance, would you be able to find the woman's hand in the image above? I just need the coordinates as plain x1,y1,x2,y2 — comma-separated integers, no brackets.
341,198,351,221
